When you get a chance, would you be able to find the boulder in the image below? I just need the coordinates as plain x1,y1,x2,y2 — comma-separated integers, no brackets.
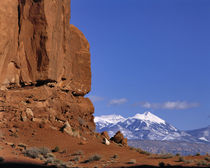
122,138,128,146
26,108,34,118
103,138,110,146
110,131,128,146
61,121,73,136
101,131,110,140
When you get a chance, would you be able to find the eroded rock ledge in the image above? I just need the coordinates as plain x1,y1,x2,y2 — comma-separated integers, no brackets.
0,0,94,133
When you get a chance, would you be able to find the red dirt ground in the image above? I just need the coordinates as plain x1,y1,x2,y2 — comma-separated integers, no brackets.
0,122,209,168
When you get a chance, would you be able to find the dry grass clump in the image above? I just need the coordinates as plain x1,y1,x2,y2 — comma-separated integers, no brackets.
23,146,73,167
84,154,101,163
195,152,200,156
152,154,174,159
196,160,210,166
183,159,194,164
204,156,210,161
178,156,185,162
52,146,60,153
71,150,84,156
23,147,50,159
129,147,135,150
70,156,80,162
159,154,174,159
135,148,150,156
45,158,73,168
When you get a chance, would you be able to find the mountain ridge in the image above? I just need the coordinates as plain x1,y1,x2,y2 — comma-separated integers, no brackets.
95,112,209,143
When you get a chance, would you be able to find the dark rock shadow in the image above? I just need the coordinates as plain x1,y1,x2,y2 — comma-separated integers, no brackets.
121,165,210,168
0,162,56,168
1,162,209,168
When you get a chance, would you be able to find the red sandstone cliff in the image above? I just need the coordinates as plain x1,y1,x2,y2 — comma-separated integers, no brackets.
0,0,95,133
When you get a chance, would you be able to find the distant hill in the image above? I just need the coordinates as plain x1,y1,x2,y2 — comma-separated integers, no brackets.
128,139,210,156
186,125,210,142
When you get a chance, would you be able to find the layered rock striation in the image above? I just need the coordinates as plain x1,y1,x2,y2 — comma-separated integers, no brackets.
0,0,94,133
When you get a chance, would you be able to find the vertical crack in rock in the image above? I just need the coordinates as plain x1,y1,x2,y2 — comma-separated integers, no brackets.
18,0,24,34
18,2,21,45
29,0,49,72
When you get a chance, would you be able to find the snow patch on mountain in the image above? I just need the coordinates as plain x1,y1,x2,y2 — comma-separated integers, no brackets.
94,114,125,124
186,125,210,142
94,114,126,129
199,137,209,142
130,112,166,125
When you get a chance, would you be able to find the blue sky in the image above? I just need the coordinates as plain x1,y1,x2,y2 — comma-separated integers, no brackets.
71,0,210,130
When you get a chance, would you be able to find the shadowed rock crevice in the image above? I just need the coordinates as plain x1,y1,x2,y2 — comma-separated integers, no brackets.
28,0,49,72
18,0,49,79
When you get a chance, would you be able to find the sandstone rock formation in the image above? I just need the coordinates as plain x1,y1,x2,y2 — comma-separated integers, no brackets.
0,0,95,133
110,131,128,146
101,131,110,140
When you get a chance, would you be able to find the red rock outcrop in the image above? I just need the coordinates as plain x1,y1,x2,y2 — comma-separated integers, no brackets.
110,131,128,146
0,0,94,133
101,131,110,140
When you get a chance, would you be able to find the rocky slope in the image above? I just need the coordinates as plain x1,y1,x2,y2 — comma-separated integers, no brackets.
0,0,95,134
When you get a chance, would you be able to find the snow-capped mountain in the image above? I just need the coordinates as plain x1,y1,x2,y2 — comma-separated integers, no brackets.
186,125,210,142
94,112,202,142
94,114,126,128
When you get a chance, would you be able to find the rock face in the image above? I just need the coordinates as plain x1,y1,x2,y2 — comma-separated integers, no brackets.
0,1,19,88
0,0,95,133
